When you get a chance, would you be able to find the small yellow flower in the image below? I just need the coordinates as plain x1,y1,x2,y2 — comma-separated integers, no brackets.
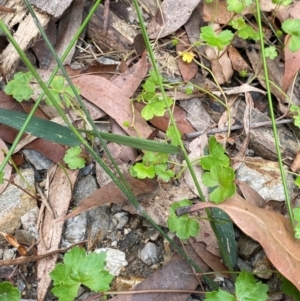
178,51,195,63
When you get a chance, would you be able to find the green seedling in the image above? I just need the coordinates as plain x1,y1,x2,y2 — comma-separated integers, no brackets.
50,246,114,301
264,46,278,59
0,282,21,301
63,146,86,169
167,199,200,239
137,70,173,120
4,72,33,102
200,137,236,203
200,26,234,50
282,19,300,52
230,17,259,40
205,270,268,301
130,151,175,181
45,75,80,107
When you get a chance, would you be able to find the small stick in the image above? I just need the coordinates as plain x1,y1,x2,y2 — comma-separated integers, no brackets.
183,119,293,139
0,6,15,13
102,0,110,36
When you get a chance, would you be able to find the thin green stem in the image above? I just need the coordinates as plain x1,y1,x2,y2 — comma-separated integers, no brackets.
255,0,294,225
132,0,206,203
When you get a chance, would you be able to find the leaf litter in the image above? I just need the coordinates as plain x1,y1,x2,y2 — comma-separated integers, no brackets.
2,0,300,300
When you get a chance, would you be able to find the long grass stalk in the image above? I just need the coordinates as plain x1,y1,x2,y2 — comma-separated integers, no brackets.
255,0,294,225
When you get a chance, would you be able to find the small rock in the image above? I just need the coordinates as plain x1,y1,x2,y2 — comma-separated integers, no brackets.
139,242,159,265
236,258,252,273
62,213,88,247
95,248,128,276
3,248,15,261
22,149,53,170
73,175,98,206
0,168,36,245
236,157,294,202
238,234,261,260
21,206,39,239
253,252,272,279
112,212,129,230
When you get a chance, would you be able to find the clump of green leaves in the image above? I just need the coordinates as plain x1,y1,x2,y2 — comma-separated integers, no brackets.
4,72,33,102
204,270,268,301
167,199,200,239
230,17,259,40
50,246,114,301
130,151,174,181
63,146,86,169
0,282,21,301
200,26,234,50
200,136,236,203
264,46,278,59
282,19,300,52
45,75,80,107
137,70,173,120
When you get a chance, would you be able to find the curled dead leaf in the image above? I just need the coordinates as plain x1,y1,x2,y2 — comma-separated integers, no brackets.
178,194,300,290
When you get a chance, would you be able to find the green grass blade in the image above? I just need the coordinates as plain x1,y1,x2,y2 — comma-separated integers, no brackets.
0,108,179,153
0,109,80,146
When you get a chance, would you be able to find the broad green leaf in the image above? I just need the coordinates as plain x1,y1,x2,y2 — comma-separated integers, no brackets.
227,0,251,13
282,277,300,301
141,100,166,120
282,19,300,36
0,108,80,146
272,0,292,6
168,200,200,239
200,136,230,170
282,19,300,52
0,282,21,301
50,246,113,301
63,146,85,169
200,26,233,50
130,163,156,179
143,152,168,165
205,289,235,301
202,165,236,203
235,270,268,301
4,72,33,102
154,164,174,181
166,125,181,146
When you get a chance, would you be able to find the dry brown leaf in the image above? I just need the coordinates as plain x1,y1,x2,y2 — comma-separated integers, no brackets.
37,167,78,301
227,45,252,74
236,180,266,208
290,150,300,172
176,31,198,82
61,174,158,221
0,139,12,194
188,240,228,276
282,36,300,93
180,194,300,290
72,75,152,138
147,0,201,39
112,53,148,98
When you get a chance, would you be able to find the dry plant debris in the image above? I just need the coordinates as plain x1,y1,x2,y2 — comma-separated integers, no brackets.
1,0,300,300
